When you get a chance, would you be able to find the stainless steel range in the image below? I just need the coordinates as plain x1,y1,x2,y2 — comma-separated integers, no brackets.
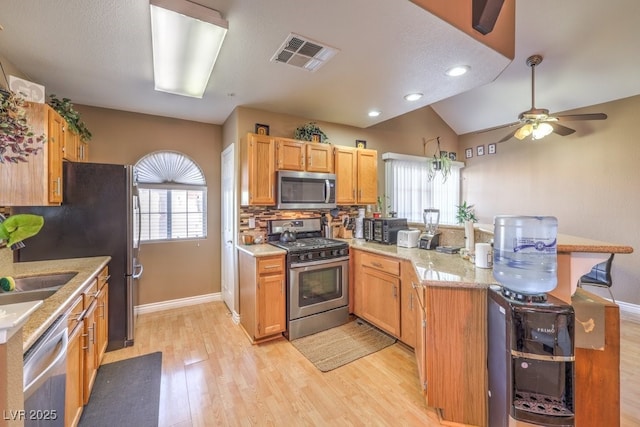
268,218,349,340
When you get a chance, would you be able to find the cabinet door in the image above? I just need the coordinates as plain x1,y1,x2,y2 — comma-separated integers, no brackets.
257,273,286,338
275,138,305,171
47,108,64,204
306,143,333,173
357,149,377,204
334,146,357,205
62,127,79,162
414,283,427,394
65,323,84,427
83,300,97,405
248,134,275,205
96,283,109,364
361,266,400,337
400,275,417,348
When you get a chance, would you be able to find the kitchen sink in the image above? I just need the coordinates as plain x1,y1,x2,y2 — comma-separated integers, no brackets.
13,272,77,292
0,272,77,306
0,288,59,305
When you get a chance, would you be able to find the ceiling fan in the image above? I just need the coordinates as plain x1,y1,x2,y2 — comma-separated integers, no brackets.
486,54,608,143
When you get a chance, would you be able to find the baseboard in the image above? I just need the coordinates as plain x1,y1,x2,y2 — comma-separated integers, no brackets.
135,292,222,315
618,301,640,323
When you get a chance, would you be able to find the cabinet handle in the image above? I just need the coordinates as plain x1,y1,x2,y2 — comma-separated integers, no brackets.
393,285,398,298
409,293,414,310
99,303,106,318
263,265,279,269
371,261,383,268
308,156,312,166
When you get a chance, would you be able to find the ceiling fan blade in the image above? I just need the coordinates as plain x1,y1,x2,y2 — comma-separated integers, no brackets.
555,113,608,122
497,128,520,143
470,120,521,135
549,122,576,136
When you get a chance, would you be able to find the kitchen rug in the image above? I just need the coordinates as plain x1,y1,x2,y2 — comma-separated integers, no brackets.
291,318,396,372
79,351,162,427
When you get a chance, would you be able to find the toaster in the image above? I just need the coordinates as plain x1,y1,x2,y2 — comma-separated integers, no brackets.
397,229,421,248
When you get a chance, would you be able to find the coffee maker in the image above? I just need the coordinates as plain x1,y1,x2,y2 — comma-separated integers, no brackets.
419,208,440,250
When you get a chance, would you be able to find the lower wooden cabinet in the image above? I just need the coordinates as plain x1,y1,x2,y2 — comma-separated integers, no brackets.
238,250,286,343
65,296,84,427
400,261,419,347
64,265,109,425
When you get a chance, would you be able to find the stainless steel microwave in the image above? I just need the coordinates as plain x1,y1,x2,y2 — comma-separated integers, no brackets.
276,171,336,209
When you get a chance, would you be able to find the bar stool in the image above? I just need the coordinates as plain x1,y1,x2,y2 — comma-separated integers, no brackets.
577,253,615,303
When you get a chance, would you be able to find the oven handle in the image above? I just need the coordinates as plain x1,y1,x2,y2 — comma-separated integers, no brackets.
290,255,350,269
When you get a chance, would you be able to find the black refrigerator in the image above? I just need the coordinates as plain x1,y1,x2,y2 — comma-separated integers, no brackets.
12,162,143,351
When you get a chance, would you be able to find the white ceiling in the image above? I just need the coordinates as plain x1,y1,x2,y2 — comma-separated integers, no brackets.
1,0,639,136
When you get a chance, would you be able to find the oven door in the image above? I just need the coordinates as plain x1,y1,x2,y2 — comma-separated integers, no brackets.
289,256,349,320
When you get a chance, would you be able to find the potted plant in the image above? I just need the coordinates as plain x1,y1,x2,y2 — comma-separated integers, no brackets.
294,122,328,143
376,194,391,218
48,94,92,141
424,136,452,182
0,90,46,164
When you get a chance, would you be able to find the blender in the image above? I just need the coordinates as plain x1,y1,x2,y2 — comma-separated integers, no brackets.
419,208,441,250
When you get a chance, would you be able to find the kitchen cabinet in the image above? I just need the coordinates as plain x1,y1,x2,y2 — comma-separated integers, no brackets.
240,132,276,206
354,251,401,337
334,146,377,205
238,251,286,343
62,127,79,161
275,138,333,173
400,261,418,347
0,102,64,206
82,296,98,405
65,295,84,427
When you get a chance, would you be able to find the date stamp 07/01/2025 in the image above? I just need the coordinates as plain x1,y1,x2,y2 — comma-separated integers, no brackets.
3,409,59,421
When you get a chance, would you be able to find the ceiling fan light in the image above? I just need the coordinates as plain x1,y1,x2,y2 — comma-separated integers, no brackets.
532,122,554,140
514,124,532,140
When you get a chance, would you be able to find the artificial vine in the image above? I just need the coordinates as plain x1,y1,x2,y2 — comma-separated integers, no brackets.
0,90,46,164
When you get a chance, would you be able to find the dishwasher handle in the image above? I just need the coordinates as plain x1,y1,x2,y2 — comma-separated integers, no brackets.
23,326,68,397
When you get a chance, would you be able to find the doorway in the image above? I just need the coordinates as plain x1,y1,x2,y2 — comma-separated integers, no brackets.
221,144,239,323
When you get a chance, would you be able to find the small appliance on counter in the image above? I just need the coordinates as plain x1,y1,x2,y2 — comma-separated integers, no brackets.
363,217,408,244
397,229,421,248
419,208,440,250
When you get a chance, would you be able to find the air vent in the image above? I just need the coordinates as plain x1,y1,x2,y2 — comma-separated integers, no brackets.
270,33,339,72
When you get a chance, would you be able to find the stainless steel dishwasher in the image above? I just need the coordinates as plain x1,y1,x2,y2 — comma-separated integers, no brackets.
23,314,68,426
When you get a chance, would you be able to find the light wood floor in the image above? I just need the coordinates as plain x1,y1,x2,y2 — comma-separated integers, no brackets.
103,302,640,427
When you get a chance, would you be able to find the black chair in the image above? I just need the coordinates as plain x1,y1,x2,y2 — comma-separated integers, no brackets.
577,253,615,303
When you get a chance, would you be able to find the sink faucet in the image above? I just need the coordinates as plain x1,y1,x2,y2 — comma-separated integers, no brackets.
0,214,26,251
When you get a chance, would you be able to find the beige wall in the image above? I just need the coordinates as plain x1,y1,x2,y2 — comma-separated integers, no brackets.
75,105,222,305
459,95,640,304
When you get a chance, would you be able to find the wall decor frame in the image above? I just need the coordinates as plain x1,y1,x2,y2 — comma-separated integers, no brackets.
255,123,270,135
448,152,457,161
356,139,367,149
488,143,496,154
477,145,485,156
465,147,473,159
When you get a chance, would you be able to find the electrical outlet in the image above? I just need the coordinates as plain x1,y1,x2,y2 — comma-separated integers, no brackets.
248,217,256,229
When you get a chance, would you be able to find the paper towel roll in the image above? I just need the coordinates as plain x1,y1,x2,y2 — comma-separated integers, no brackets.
465,220,475,251
475,243,492,269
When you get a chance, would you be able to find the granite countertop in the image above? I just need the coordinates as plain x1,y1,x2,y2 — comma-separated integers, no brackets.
0,249,111,351
476,224,634,254
347,239,496,289
236,243,286,257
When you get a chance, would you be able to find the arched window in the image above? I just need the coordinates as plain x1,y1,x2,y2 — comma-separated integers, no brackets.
135,151,207,242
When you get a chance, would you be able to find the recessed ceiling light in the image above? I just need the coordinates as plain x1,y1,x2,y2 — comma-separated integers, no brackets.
368,110,381,117
404,93,423,101
445,65,470,77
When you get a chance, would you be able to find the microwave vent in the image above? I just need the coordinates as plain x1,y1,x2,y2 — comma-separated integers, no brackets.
270,33,339,72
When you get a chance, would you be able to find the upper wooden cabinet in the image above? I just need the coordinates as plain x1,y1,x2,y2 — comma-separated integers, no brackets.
275,138,333,173
62,127,89,162
241,133,276,206
334,146,377,205
0,102,63,206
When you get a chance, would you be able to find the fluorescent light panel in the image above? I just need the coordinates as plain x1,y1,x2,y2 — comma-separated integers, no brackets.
150,0,228,98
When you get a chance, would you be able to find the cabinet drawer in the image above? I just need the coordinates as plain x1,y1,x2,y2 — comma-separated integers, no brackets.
258,256,285,275
97,266,109,290
67,295,84,335
361,252,401,276
83,277,99,306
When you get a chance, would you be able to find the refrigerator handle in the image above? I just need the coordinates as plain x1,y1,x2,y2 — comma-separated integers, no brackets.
132,262,144,279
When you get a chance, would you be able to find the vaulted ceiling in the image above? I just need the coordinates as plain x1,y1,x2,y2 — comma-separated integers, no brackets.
1,0,638,136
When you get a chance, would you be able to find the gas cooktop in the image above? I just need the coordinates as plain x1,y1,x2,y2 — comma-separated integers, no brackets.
269,237,346,252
